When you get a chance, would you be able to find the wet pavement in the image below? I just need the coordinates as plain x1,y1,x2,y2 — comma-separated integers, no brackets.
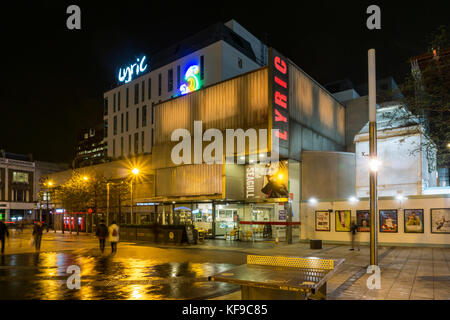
0,230,244,300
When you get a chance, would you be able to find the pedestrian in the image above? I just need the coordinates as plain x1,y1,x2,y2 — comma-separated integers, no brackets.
350,219,359,251
108,221,119,254
32,222,44,251
0,221,9,255
95,219,109,254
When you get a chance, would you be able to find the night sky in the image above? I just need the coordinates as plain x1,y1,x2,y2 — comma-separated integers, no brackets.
1,0,449,163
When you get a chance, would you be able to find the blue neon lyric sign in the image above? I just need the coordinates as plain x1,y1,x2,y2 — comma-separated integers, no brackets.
118,56,148,83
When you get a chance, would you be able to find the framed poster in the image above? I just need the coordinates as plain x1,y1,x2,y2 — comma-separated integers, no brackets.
431,208,450,234
335,210,351,232
356,210,370,232
379,209,398,233
315,211,330,231
404,209,424,233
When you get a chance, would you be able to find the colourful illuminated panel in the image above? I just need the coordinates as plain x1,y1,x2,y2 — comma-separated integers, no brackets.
118,56,148,83
180,65,200,95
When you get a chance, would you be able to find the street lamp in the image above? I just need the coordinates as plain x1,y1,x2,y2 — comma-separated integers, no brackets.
130,168,140,224
369,158,381,172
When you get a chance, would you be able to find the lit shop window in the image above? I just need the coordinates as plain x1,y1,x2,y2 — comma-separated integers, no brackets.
13,172,29,183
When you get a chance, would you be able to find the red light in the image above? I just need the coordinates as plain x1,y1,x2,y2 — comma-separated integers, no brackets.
274,56,287,74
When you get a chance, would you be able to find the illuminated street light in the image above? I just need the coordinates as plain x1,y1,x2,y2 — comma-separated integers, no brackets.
277,173,284,181
132,168,140,175
369,158,381,172
447,142,450,149
396,194,407,201
83,176,88,181
308,198,318,205
349,196,359,203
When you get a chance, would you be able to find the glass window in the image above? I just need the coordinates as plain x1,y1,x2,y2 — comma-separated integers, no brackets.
112,139,116,158
142,80,145,102
148,78,151,100
118,91,121,111
142,105,147,127
113,93,116,112
113,115,117,135
158,73,161,96
13,172,29,183
126,88,129,108
134,83,139,105
121,113,124,133
136,107,139,129
177,65,181,89
168,69,173,92
134,132,139,154
121,137,123,156
104,119,108,138
141,131,145,153
128,135,131,154
200,55,204,80
126,112,129,131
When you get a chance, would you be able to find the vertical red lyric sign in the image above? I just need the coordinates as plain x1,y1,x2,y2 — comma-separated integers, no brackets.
268,48,289,157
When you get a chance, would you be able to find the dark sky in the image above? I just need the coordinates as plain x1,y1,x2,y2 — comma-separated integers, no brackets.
1,0,449,163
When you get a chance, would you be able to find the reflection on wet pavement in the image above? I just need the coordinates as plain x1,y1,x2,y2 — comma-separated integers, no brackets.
0,252,239,300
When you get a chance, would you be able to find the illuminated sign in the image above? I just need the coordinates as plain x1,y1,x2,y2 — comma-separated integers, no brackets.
118,56,148,83
180,65,200,95
269,48,289,158
136,202,159,206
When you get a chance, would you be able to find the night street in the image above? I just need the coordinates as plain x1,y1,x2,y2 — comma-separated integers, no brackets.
1,229,449,300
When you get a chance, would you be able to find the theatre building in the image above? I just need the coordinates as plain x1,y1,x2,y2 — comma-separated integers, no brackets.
48,44,347,241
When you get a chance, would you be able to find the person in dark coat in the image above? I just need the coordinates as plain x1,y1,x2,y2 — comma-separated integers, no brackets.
32,222,44,251
95,220,109,254
350,219,359,251
0,221,9,254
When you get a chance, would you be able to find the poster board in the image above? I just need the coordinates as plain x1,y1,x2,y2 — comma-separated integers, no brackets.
404,209,424,233
356,210,370,232
315,211,330,231
431,208,450,234
379,209,398,233
335,210,351,232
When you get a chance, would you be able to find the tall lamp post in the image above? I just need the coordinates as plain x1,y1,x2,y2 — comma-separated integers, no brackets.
130,168,140,225
368,49,378,266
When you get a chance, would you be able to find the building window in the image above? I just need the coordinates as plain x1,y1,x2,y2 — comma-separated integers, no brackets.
134,132,139,154
142,105,147,127
148,78,151,100
112,139,116,158
142,80,145,102
128,135,131,154
168,69,173,92
151,103,155,125
136,107,140,129
121,137,123,157
113,115,117,135
177,65,181,89
121,113,124,133
126,88,129,108
152,128,154,146
104,120,108,138
134,83,139,105
200,55,204,80
118,91,121,111
113,93,116,112
238,57,243,69
104,97,108,116
13,172,29,184
126,112,129,132
141,131,145,153
158,73,162,96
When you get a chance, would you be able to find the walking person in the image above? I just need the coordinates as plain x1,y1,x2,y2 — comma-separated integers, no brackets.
108,221,119,254
95,219,109,254
350,219,359,251
0,221,9,255
32,222,44,251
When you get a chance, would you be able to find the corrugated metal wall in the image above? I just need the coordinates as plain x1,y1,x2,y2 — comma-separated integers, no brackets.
289,64,346,149
155,68,268,144
156,164,223,197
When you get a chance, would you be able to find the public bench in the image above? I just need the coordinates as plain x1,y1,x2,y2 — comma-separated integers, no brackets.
209,254,345,300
